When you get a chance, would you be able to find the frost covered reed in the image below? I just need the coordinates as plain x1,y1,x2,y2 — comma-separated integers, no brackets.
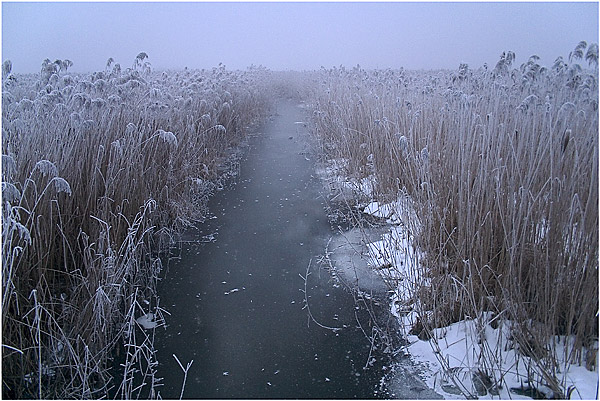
2,56,272,398
310,43,598,397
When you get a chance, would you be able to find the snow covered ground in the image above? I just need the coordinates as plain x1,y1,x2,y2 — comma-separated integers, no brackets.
363,195,599,400
319,158,599,400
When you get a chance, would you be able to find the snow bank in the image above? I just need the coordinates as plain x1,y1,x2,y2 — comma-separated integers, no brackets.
316,158,376,203
317,158,598,398
405,317,599,400
361,195,599,400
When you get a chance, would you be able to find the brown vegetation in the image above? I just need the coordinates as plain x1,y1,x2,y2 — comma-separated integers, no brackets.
310,44,598,396
2,56,272,398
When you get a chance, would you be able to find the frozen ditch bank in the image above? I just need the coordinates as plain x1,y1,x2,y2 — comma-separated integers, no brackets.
317,159,599,400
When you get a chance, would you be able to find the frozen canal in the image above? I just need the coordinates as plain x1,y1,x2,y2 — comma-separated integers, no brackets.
154,100,421,398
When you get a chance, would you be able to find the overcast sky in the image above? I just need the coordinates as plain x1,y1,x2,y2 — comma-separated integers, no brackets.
2,2,598,73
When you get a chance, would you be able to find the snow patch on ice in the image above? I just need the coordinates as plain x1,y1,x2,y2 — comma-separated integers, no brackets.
328,228,388,293
136,313,158,329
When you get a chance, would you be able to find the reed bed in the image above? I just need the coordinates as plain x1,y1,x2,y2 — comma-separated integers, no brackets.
2,55,273,398
310,44,598,397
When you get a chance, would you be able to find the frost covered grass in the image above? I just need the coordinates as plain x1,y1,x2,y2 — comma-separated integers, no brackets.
310,42,598,398
2,55,272,398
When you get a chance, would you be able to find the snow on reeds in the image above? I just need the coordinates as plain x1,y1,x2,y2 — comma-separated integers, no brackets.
310,43,598,398
2,56,272,398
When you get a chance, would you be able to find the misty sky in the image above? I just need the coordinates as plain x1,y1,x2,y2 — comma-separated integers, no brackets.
2,2,598,73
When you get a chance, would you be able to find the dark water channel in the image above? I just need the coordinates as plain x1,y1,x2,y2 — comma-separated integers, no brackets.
155,100,390,399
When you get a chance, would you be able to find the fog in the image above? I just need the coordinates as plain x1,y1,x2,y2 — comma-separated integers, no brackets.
2,2,598,73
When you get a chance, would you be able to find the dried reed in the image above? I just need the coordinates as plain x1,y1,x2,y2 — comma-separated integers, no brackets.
310,44,598,397
2,56,273,398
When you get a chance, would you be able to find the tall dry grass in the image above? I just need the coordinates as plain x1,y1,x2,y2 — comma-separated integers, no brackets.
310,45,598,397
2,56,273,398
